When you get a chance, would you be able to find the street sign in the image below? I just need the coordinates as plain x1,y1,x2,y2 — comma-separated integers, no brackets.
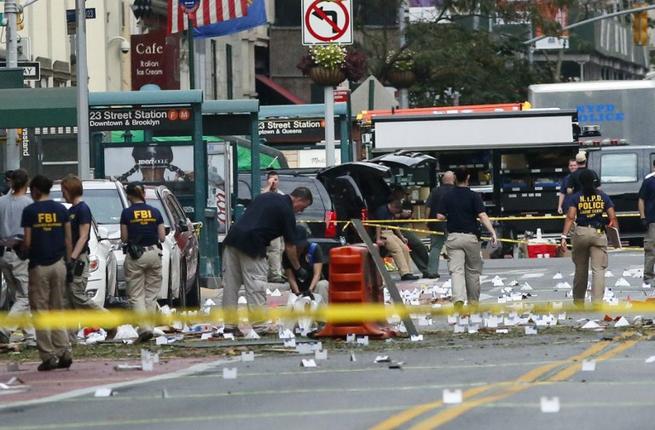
534,37,569,50
180,0,201,14
89,107,193,132
334,89,350,103
0,61,40,81
302,0,353,45
66,8,96,35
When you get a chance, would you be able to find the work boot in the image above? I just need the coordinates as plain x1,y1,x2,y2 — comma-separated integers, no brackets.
57,352,73,369
401,273,419,281
37,358,58,372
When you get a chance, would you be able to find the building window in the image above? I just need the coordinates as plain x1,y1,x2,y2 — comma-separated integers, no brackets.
275,0,301,26
600,153,637,183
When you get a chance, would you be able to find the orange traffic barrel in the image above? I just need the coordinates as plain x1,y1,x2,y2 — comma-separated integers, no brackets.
317,245,393,339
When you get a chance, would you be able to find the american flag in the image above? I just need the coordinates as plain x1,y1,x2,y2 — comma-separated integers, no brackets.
168,0,251,34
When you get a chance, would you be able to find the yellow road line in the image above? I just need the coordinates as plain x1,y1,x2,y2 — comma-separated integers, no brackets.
371,339,610,430
407,337,640,430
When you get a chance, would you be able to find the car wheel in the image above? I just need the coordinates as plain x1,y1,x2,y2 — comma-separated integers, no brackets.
185,260,201,308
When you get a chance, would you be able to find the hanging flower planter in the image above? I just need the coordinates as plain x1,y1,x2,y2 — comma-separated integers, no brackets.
297,43,367,86
385,49,417,88
386,70,417,88
309,67,346,87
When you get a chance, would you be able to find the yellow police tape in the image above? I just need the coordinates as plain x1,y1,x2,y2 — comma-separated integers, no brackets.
1,301,655,330
304,213,641,224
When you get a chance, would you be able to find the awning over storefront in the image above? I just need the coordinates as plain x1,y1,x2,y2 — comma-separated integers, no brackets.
255,74,304,105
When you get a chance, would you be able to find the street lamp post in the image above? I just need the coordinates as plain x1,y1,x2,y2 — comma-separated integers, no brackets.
76,0,91,179
4,0,20,171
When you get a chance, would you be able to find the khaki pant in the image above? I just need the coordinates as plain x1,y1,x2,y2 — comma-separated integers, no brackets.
644,223,655,285
125,248,162,334
64,253,104,311
571,226,608,303
221,245,268,330
266,236,284,281
28,260,70,362
0,250,35,341
446,233,482,304
381,230,411,275
314,279,329,303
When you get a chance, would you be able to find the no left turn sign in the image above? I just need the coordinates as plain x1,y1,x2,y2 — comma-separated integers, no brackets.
302,0,353,45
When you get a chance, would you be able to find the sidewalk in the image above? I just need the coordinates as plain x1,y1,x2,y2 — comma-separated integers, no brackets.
0,356,207,405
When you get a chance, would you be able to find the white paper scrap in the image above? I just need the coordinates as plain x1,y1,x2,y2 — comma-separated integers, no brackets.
525,326,538,335
346,334,356,343
223,333,235,340
581,359,596,372
155,336,168,345
453,325,465,334
296,343,314,355
284,338,297,348
496,329,509,334
270,289,282,297
223,368,237,379
94,388,113,397
614,316,630,328
615,278,631,288
442,389,463,404
581,321,601,329
645,356,655,364
244,330,260,340
356,336,369,346
200,333,212,340
520,283,533,291
241,351,255,362
315,350,328,360
553,272,563,280
605,271,614,278
375,355,391,363
541,397,560,413
410,335,424,342
467,325,479,334
301,359,317,368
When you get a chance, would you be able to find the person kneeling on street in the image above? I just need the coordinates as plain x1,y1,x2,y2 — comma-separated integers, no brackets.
120,183,166,344
22,175,73,371
284,225,329,303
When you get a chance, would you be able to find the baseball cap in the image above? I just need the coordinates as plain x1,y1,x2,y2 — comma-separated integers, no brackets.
293,225,309,248
575,151,587,163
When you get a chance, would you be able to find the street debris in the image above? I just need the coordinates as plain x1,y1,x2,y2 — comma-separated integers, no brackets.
374,355,391,363
301,359,317,368
645,356,655,364
241,351,255,362
615,278,631,287
388,361,404,370
442,389,463,404
222,368,237,379
581,359,596,372
540,397,560,413
94,388,113,397
315,350,328,360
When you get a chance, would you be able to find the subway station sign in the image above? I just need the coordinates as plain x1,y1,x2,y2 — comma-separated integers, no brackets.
89,107,193,132
259,118,339,144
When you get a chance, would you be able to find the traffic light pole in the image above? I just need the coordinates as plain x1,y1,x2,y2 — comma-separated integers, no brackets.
524,4,655,45
4,0,20,171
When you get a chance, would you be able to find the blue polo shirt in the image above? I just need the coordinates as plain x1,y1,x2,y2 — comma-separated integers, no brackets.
21,200,69,267
120,203,164,246
569,191,614,227
639,173,655,223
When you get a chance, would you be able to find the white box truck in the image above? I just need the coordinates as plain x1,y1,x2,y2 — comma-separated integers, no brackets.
529,80,655,146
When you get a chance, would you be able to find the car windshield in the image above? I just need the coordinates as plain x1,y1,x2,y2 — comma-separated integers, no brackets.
145,197,172,226
50,188,125,226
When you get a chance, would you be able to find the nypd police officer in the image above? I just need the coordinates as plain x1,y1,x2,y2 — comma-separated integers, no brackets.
561,169,617,305
120,183,165,343
21,175,73,371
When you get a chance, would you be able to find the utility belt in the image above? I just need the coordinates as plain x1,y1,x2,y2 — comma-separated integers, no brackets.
576,224,606,234
123,243,162,260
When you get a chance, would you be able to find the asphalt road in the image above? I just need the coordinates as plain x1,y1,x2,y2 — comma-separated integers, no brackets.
1,253,654,430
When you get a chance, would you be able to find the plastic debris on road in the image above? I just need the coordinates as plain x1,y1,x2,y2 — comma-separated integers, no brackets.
520,283,533,291
605,271,614,278
241,351,255,362
582,359,596,372
315,350,328,360
553,272,563,280
356,336,369,346
581,321,601,329
245,330,261,340
541,397,560,413
113,325,139,340
350,351,357,362
615,278,631,287
525,326,537,335
645,356,655,364
442,389,463,404
375,355,391,363
411,335,424,342
223,368,237,379
614,316,630,328
301,359,317,368
94,388,113,397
